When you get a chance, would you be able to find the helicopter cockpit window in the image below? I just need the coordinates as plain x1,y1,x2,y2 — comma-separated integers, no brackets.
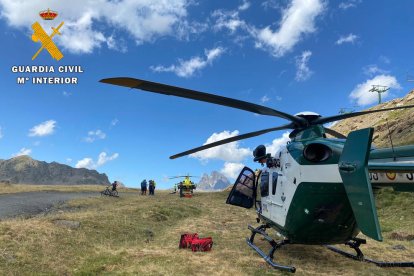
272,172,278,195
260,171,269,197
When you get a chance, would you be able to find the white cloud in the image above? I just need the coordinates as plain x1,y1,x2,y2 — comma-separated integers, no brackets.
295,50,313,81
212,1,250,33
0,0,192,54
325,121,338,128
28,120,56,137
363,65,389,76
150,47,225,78
12,147,32,157
379,55,391,64
110,118,119,127
260,95,270,103
220,162,245,179
336,33,358,45
62,91,72,97
252,0,325,57
75,158,95,169
84,129,106,143
261,0,280,10
106,35,127,53
191,130,251,162
66,158,73,163
97,152,119,167
338,0,361,10
212,9,247,33
238,1,251,11
349,75,401,106
75,151,119,169
265,132,290,156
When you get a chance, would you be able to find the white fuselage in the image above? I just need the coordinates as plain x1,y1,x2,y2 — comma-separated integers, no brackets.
260,146,342,227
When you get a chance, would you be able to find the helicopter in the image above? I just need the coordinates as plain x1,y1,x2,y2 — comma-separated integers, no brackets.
169,174,198,198
100,77,414,272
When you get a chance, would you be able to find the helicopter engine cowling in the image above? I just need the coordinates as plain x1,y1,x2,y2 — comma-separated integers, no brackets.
303,143,332,163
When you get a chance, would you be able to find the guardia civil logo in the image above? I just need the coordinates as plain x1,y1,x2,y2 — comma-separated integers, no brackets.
31,8,64,61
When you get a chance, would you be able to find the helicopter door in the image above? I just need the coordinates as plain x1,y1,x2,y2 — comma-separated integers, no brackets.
226,167,256,209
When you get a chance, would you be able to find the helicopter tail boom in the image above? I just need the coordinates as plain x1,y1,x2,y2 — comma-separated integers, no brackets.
368,145,414,191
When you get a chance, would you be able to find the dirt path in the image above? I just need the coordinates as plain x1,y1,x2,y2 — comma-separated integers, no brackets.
0,191,98,219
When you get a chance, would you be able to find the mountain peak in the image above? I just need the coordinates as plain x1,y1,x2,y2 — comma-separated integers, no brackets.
0,156,110,185
197,171,230,191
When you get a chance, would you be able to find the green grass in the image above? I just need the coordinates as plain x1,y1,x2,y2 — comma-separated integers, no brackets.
0,189,413,275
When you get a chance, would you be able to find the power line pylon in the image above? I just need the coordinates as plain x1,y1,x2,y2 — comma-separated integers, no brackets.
369,85,389,104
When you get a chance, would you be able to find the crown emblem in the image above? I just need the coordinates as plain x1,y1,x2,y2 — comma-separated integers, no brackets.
39,9,58,20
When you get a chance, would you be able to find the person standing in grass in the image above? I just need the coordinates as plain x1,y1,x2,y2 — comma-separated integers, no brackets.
148,180,154,195
152,180,156,195
141,179,147,195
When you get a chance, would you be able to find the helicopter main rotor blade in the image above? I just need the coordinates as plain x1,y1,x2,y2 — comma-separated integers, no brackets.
169,175,198,179
170,123,294,159
323,127,347,139
314,104,414,125
100,77,305,125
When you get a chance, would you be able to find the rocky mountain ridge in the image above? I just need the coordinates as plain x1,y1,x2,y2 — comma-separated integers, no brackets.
197,171,230,191
0,155,110,185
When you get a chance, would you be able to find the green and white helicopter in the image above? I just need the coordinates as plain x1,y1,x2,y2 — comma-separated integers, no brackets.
101,77,414,272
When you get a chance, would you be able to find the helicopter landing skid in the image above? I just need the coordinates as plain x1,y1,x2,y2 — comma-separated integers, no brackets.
246,224,296,273
325,238,414,268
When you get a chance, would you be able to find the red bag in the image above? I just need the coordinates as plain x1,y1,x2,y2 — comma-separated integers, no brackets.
190,237,213,252
179,233,198,249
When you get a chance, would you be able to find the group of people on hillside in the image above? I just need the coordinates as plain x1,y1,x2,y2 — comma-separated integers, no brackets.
140,179,156,195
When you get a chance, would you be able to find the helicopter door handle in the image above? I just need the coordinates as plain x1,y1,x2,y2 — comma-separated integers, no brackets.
339,162,357,173
266,200,283,207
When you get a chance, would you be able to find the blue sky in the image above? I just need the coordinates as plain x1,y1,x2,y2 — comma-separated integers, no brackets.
1,0,413,188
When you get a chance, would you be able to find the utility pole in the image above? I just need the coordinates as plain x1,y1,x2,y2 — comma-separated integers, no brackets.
369,85,389,104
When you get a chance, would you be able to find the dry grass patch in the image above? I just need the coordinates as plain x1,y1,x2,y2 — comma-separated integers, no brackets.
0,190,413,275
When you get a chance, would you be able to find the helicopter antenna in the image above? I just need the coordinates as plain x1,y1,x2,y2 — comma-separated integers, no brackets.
369,85,389,104
385,119,396,161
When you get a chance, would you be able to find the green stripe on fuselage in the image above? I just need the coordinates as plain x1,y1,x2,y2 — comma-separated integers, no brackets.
262,181,359,245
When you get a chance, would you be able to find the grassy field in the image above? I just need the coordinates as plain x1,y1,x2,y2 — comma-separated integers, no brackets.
0,188,413,275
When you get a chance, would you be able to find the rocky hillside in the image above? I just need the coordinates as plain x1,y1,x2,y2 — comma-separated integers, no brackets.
331,90,414,147
197,171,230,191
0,156,110,185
